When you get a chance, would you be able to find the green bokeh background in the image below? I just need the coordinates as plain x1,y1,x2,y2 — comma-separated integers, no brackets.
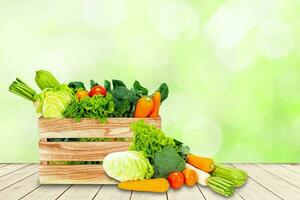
1,0,299,163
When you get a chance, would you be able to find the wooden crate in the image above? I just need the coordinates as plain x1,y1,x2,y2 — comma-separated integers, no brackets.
38,117,161,184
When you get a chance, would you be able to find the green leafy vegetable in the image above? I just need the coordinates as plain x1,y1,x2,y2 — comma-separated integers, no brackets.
112,79,126,88
174,139,190,160
157,83,169,103
9,78,37,101
90,79,98,88
153,146,186,178
103,151,154,182
63,94,114,122
129,120,176,163
68,82,86,92
36,84,74,118
104,80,111,91
211,164,248,187
133,80,148,96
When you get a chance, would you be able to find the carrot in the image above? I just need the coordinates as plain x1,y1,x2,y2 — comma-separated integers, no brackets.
118,178,169,193
186,154,215,173
134,96,154,118
149,91,161,117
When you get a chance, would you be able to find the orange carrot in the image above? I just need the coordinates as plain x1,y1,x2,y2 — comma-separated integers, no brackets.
134,96,154,118
186,154,215,173
118,178,169,193
149,91,161,117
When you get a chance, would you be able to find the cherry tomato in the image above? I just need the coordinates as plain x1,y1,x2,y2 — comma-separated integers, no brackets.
89,85,106,97
167,171,184,189
76,90,88,100
183,168,198,186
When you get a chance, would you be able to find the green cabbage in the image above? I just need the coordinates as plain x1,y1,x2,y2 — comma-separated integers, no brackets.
103,151,154,182
37,84,74,118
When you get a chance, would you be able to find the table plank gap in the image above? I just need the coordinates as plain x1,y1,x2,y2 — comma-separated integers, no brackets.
93,185,131,200
20,184,71,200
232,164,300,200
92,185,103,200
279,164,300,174
0,173,40,200
256,164,300,188
0,164,39,191
57,185,101,200
167,185,205,200
0,164,31,178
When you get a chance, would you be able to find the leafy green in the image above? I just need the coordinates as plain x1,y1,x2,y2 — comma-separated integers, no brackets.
90,79,98,88
157,83,169,103
106,80,140,117
133,80,148,96
36,84,74,118
153,146,186,178
68,81,86,92
174,139,190,160
63,94,114,122
104,80,111,90
129,120,176,163
103,151,154,181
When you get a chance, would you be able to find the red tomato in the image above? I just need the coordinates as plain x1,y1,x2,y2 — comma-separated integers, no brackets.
89,85,106,97
167,171,184,189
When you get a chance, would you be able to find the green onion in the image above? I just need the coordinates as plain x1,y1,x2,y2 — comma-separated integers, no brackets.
207,176,234,197
9,78,37,101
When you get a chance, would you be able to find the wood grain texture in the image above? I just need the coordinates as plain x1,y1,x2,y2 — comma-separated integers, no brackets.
131,191,167,200
39,117,161,138
39,141,131,161
39,164,118,184
57,185,101,200
167,186,205,200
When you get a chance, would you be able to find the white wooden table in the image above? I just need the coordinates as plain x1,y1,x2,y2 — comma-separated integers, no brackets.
0,164,299,200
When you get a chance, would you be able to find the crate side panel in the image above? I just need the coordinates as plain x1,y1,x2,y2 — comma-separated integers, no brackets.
39,141,131,161
39,164,118,184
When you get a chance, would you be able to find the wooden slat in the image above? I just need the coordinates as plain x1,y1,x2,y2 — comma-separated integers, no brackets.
93,185,131,200
21,184,71,200
0,173,40,200
57,185,101,200
257,164,300,188
279,164,300,174
167,186,205,200
131,192,167,200
0,164,9,168
39,117,161,138
39,141,131,161
233,164,300,199
39,164,118,184
0,164,30,177
0,164,39,191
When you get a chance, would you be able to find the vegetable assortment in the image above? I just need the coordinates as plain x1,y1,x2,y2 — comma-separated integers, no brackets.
105,121,248,196
9,69,169,120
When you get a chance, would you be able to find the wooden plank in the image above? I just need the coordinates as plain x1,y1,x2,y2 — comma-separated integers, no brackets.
198,185,244,200
167,186,205,200
57,185,101,200
39,141,131,161
233,164,300,199
0,164,38,191
0,173,40,200
39,164,118,184
21,184,71,200
0,164,9,168
0,164,30,177
93,185,131,200
131,191,167,200
280,164,300,174
257,164,300,188
39,117,161,138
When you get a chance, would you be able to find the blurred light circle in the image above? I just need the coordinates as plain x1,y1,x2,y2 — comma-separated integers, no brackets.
255,18,295,58
82,0,127,30
182,117,222,157
149,0,199,41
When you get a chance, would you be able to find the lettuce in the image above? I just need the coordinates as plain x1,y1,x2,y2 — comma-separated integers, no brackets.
36,84,74,118
103,151,154,182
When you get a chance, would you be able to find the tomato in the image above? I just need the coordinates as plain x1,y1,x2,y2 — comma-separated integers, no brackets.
89,85,106,97
183,168,198,186
76,90,88,100
167,171,184,189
